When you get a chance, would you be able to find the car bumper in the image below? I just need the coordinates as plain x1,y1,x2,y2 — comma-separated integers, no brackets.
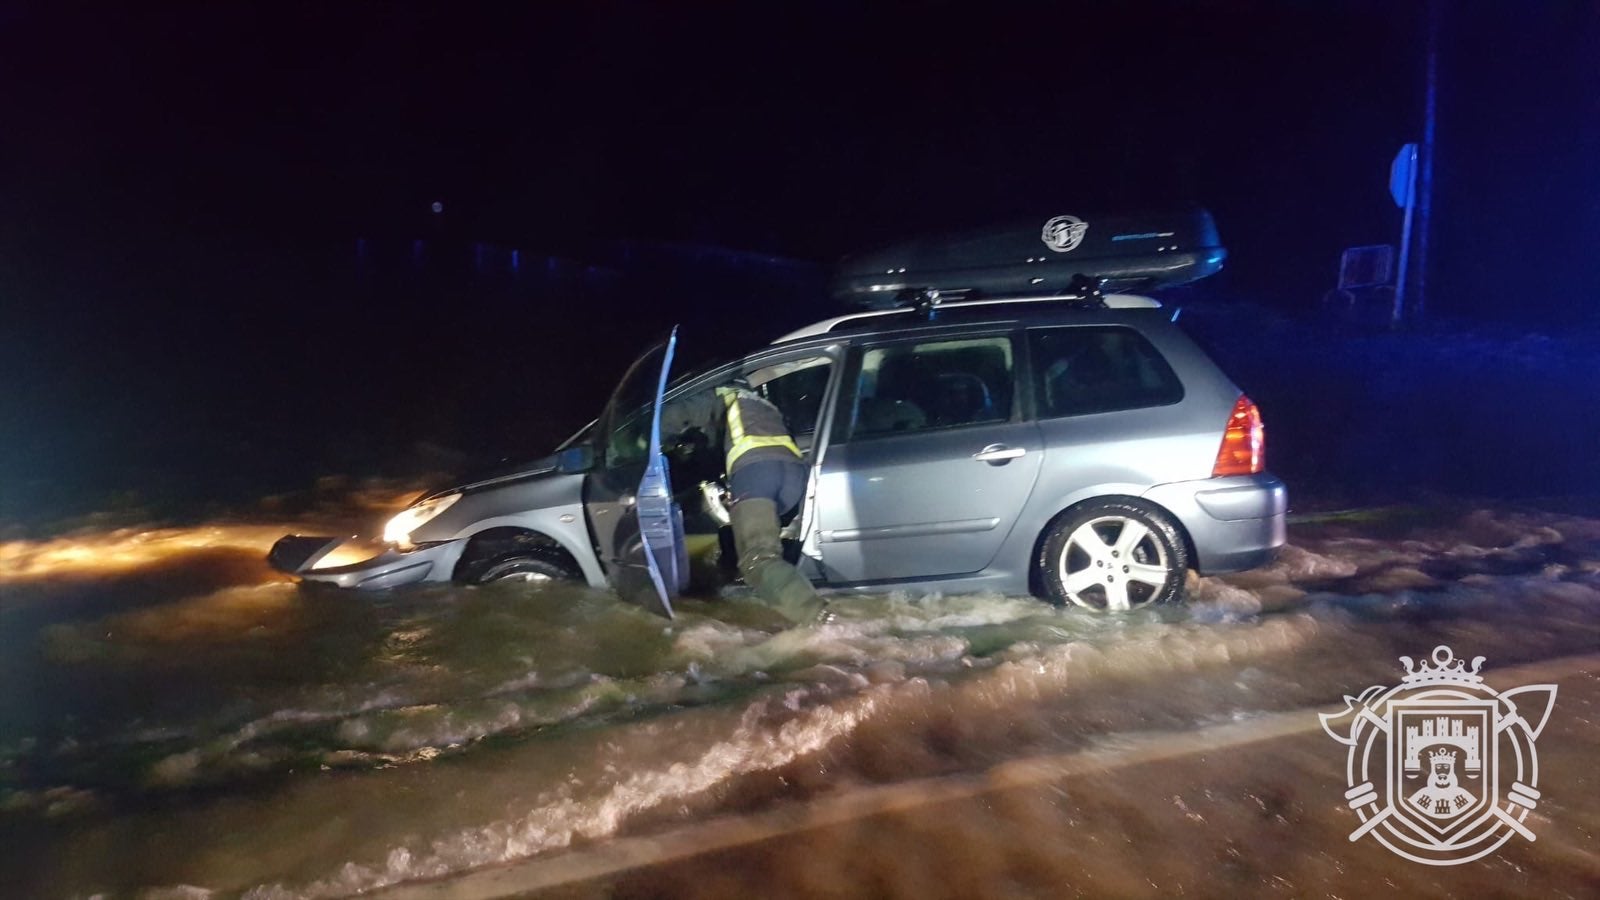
267,535,467,589
1143,474,1287,575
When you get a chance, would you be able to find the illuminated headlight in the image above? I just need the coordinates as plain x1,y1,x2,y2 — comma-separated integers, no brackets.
383,493,461,545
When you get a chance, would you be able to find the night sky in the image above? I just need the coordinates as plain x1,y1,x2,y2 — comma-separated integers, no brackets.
2,2,1596,523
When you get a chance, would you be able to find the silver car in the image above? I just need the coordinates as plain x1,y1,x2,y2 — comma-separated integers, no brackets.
270,290,1286,615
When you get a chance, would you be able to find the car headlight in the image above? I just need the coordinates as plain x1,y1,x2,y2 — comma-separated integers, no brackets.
383,492,461,545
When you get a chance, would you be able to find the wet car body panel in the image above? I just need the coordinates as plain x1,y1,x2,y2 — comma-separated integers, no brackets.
273,469,608,590
1144,474,1287,573
408,469,596,579
272,539,468,589
813,420,1045,582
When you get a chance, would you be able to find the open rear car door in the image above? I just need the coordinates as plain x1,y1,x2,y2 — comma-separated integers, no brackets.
583,327,688,617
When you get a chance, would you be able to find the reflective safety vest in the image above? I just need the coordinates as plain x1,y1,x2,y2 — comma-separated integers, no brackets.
716,386,801,472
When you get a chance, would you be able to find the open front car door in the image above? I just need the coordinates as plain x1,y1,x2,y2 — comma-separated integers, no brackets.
583,327,688,617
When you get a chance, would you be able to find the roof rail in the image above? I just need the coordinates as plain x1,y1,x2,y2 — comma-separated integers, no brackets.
772,284,1163,344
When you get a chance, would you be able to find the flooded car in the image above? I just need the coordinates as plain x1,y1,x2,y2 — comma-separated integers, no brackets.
270,214,1286,613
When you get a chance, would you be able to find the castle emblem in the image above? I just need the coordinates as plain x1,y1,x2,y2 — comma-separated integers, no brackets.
1319,645,1557,865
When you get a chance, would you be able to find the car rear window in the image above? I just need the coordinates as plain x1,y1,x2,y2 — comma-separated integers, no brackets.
1030,326,1183,418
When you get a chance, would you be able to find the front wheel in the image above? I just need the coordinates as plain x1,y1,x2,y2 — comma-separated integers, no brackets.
1038,500,1189,611
469,552,580,585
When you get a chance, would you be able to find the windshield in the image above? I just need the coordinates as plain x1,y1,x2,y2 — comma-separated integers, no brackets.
554,334,839,456
554,351,743,454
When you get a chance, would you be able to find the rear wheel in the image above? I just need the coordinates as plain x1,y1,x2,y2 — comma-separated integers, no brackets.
468,552,580,585
1038,500,1188,611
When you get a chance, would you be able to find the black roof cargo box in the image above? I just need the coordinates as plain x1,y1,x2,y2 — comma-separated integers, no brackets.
833,209,1226,308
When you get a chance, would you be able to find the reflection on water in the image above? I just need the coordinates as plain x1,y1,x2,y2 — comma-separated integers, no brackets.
1,503,1598,897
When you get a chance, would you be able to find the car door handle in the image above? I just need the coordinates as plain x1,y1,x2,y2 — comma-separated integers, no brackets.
973,444,1026,464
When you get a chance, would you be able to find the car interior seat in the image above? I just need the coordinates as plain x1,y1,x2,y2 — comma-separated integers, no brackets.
855,354,930,434
855,397,927,434
931,371,996,425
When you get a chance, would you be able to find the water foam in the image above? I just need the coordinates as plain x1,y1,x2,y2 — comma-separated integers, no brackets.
246,685,887,898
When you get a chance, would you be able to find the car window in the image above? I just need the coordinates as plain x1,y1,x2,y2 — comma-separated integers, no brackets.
849,336,1014,439
602,342,673,471
1030,326,1184,419
750,356,833,438
605,402,652,469
653,355,834,477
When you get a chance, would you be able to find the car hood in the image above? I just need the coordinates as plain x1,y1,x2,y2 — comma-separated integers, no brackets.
421,453,563,501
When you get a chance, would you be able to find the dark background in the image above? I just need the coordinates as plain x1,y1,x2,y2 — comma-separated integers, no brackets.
2,2,1597,526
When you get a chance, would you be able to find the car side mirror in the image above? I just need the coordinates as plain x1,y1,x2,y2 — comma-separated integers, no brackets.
556,444,595,474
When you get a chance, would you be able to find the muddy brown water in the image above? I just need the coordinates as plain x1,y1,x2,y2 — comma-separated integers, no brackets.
1,503,1597,898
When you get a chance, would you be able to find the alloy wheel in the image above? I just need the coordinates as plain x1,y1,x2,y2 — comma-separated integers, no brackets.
1056,514,1173,611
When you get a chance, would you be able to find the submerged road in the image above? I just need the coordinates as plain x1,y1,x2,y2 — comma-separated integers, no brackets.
380,654,1599,899
1,500,1597,898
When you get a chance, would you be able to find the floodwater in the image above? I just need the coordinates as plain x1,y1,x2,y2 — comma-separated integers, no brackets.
1,500,1598,898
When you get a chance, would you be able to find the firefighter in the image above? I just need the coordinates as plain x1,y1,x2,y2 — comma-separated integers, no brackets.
675,379,833,625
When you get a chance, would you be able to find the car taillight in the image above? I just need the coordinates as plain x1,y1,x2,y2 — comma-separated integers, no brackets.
1212,395,1264,477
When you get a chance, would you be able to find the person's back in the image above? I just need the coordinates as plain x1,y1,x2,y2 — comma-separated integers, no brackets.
709,384,831,625
714,386,801,474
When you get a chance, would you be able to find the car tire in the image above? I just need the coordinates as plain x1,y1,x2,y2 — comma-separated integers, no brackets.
470,552,580,585
1038,500,1189,611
